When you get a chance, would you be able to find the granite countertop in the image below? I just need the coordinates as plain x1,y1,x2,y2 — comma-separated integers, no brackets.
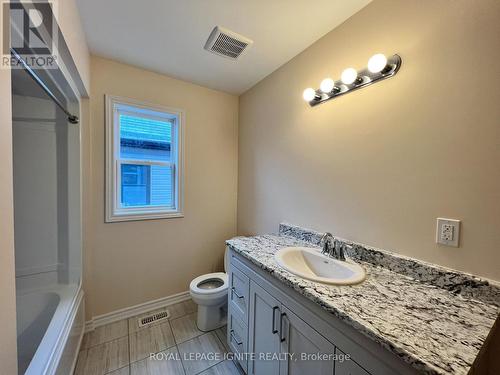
226,223,500,375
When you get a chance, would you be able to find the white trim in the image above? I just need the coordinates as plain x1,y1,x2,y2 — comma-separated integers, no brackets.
23,286,84,375
105,95,185,223
67,299,85,375
85,291,191,332
44,288,84,375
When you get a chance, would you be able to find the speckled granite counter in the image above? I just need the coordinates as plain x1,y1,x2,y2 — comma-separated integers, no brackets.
226,223,500,375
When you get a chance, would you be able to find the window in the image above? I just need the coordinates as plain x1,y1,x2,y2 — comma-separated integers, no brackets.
105,95,184,222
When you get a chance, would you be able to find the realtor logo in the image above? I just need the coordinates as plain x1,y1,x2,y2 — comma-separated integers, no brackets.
2,0,58,69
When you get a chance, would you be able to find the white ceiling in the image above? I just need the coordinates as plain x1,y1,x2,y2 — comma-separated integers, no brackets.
75,0,371,94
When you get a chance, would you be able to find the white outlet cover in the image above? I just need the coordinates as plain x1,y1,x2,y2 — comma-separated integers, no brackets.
436,218,460,247
441,224,454,241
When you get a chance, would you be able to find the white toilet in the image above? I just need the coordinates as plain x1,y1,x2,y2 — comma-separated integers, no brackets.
189,248,229,331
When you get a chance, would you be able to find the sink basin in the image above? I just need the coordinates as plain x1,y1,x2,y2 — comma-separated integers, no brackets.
275,247,366,285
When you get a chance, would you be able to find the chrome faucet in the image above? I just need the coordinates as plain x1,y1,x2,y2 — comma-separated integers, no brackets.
320,233,347,261
320,232,334,256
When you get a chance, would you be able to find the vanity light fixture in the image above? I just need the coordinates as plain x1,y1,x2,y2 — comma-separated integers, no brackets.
303,53,402,107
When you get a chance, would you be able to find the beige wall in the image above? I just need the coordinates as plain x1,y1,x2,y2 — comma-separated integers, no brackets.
238,0,500,281
85,56,238,317
0,62,18,375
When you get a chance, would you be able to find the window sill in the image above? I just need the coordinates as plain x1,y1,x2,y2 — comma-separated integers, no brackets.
105,211,184,223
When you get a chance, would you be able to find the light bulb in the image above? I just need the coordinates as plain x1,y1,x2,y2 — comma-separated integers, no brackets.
368,53,388,73
341,68,357,85
320,78,335,93
302,88,316,102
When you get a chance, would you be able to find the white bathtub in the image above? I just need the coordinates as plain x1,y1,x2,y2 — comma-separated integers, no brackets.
16,284,84,375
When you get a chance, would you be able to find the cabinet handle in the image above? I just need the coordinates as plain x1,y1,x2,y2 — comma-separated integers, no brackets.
231,287,244,299
272,306,279,334
279,312,287,342
230,329,243,346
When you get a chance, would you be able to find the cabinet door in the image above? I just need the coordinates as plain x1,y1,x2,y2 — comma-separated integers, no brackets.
248,281,281,375
335,349,370,375
279,306,335,375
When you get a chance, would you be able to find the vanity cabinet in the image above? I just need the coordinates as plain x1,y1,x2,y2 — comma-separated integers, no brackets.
228,263,250,373
227,249,417,375
247,281,281,374
279,305,335,375
229,263,250,321
335,349,370,375
228,311,248,372
246,281,335,375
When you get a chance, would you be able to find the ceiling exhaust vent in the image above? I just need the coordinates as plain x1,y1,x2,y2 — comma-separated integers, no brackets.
204,26,253,60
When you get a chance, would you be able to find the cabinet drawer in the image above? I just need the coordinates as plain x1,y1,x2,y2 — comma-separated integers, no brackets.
335,349,370,375
228,313,248,373
230,262,250,321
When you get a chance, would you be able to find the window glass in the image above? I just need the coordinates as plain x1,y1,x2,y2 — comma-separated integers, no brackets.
119,114,172,162
120,164,150,207
150,165,174,207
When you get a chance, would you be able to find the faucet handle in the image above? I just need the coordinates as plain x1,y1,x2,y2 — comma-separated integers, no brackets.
320,232,333,254
333,239,347,261
320,232,333,245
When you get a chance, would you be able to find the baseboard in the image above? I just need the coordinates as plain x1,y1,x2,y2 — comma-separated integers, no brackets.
85,291,191,332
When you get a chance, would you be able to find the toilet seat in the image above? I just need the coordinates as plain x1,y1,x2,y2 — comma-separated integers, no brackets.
190,272,228,298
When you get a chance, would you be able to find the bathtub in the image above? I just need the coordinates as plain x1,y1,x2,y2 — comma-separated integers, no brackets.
16,284,84,375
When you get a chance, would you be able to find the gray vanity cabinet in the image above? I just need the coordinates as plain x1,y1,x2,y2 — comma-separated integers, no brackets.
279,306,335,375
228,262,250,373
247,281,281,375
227,249,415,375
335,349,370,375
247,281,334,375
229,264,250,321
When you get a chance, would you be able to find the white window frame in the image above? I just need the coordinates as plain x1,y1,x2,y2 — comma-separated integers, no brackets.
105,95,184,222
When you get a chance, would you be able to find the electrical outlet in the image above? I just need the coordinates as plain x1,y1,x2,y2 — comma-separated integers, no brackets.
441,224,454,241
436,218,460,247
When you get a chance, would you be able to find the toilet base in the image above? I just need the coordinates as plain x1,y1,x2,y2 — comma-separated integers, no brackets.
196,303,227,331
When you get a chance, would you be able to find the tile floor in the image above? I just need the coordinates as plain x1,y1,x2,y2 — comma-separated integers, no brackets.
75,300,242,375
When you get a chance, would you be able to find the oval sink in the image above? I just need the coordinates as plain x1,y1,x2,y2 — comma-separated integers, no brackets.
275,247,366,285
